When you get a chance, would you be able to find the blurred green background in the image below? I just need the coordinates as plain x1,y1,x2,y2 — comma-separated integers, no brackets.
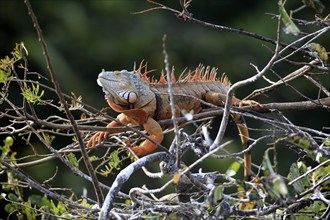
1,0,329,213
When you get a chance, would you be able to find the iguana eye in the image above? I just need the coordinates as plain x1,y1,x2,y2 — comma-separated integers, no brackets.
114,71,121,77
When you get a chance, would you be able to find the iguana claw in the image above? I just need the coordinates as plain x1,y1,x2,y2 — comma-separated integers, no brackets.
86,113,163,156
86,131,109,147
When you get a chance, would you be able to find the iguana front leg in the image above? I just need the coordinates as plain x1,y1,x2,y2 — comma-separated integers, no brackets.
87,113,138,147
87,113,163,156
131,117,163,156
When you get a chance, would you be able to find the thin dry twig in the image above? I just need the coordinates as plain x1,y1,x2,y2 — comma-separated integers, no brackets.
210,14,282,150
139,0,314,55
99,152,171,220
0,159,93,211
162,34,181,168
24,0,104,206
245,60,319,99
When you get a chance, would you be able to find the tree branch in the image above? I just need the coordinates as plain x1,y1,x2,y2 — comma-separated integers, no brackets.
209,15,282,150
24,0,104,206
99,152,171,220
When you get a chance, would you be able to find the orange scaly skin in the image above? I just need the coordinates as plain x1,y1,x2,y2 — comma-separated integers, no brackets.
87,65,260,180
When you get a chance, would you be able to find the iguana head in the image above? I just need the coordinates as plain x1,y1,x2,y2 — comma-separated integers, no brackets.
97,70,155,109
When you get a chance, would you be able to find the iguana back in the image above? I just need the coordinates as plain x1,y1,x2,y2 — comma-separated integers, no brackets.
150,77,230,121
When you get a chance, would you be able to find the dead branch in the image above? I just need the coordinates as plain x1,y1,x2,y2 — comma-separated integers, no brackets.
245,60,319,99
24,0,104,206
99,152,171,220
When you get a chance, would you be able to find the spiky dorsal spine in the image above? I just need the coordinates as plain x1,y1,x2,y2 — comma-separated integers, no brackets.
133,61,231,88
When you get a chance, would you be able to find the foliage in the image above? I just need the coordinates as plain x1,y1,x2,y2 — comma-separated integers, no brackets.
1,0,329,219
0,43,24,83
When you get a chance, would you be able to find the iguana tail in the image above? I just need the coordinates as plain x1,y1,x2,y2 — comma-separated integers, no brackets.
232,114,251,181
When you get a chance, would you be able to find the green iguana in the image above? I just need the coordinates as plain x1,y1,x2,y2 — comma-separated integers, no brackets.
87,64,260,180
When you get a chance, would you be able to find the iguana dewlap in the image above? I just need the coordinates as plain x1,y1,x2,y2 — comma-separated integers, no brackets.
87,65,258,163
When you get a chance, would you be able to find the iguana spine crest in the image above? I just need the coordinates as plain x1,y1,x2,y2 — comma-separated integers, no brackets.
134,62,231,87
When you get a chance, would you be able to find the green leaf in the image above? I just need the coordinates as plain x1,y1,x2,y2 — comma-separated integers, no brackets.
4,203,15,213
28,195,50,207
214,185,224,202
99,150,123,176
72,135,78,142
311,201,326,214
0,43,24,83
314,164,330,183
41,132,55,145
226,161,241,177
8,192,18,201
89,155,99,162
56,201,67,215
22,201,38,220
324,136,330,146
287,135,311,149
21,83,45,105
272,174,288,197
50,200,59,215
306,42,328,63
278,2,300,36
262,148,275,176
0,69,10,83
287,162,310,194
65,153,79,167
80,199,93,208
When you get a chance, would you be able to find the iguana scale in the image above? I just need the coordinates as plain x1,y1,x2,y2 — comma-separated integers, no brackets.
87,64,260,180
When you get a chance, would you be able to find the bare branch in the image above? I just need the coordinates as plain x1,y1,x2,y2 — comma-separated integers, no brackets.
245,60,319,100
0,159,93,211
99,152,171,220
24,0,104,205
162,34,181,167
210,14,282,150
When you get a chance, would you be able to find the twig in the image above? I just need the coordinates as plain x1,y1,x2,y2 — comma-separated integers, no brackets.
99,140,233,219
274,26,330,65
99,152,171,220
162,35,181,168
288,159,330,186
210,15,282,151
303,74,330,97
141,0,310,55
267,13,327,27
24,0,104,206
129,180,173,203
0,159,93,211
12,96,330,135
3,97,111,192
245,60,319,100
183,140,233,175
258,97,330,111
